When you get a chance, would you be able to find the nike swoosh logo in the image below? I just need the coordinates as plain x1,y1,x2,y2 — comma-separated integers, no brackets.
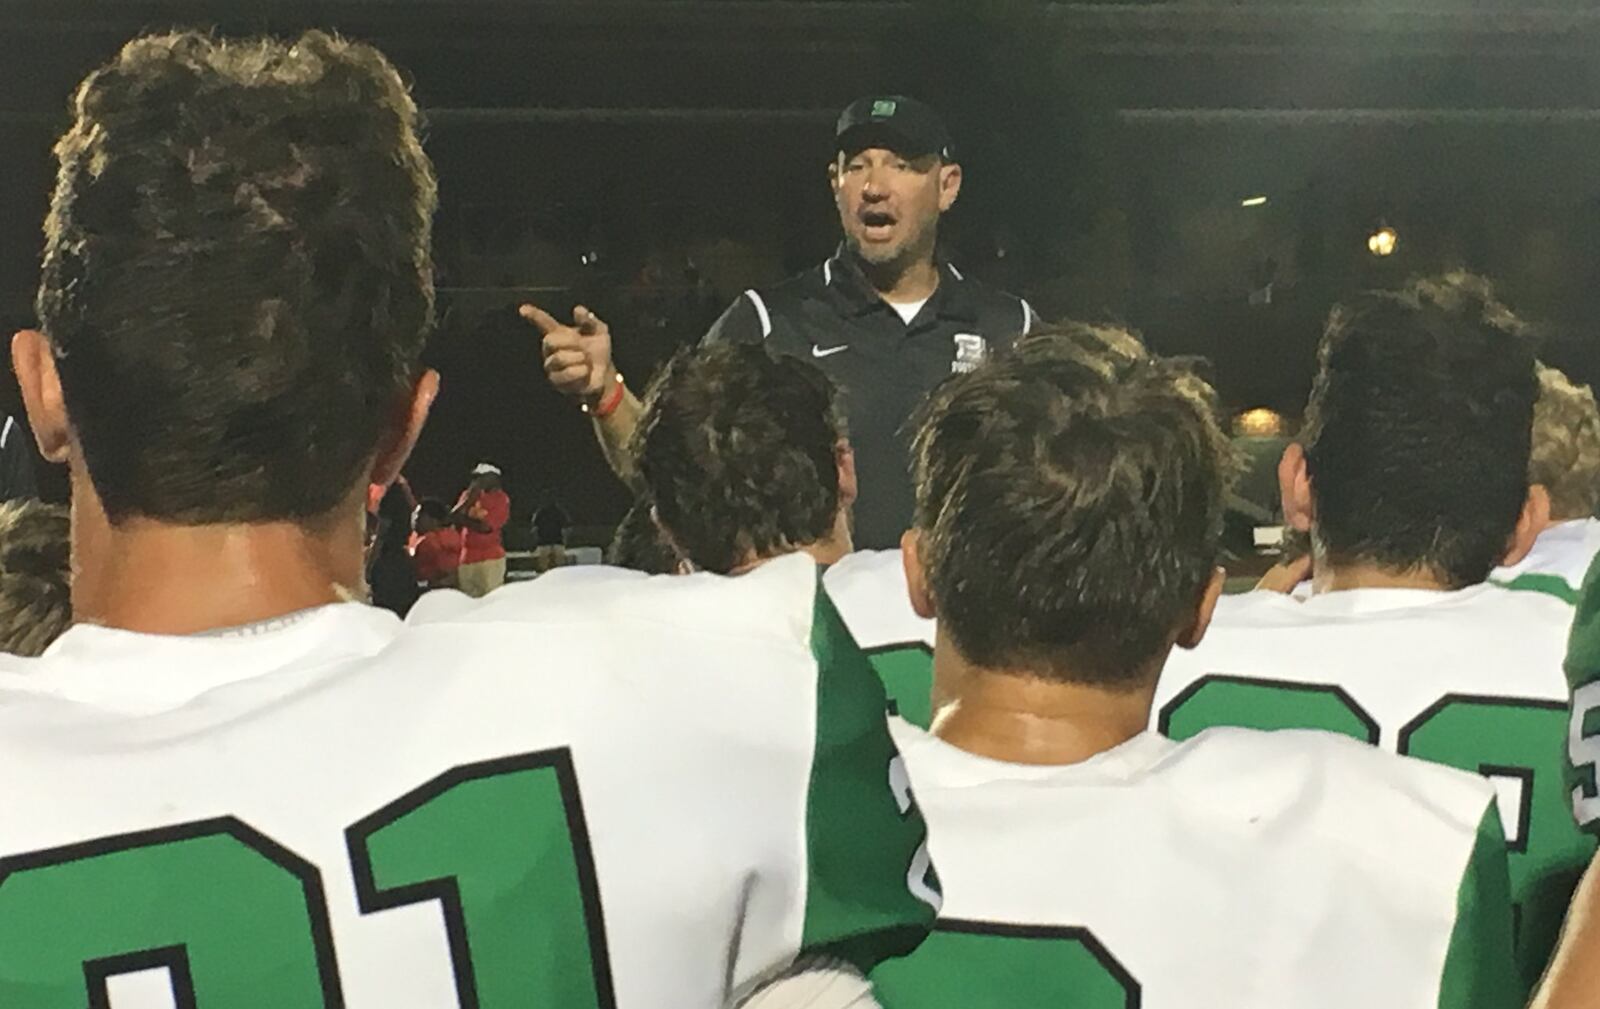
812,345,849,358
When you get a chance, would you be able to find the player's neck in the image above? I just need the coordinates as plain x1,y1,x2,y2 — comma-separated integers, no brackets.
70,473,368,635
929,630,1158,766
1311,560,1455,594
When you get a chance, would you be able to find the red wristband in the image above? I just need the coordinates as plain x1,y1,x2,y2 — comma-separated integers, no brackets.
583,371,626,418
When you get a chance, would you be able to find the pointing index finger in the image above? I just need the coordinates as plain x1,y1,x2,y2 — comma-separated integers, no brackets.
519,303,564,335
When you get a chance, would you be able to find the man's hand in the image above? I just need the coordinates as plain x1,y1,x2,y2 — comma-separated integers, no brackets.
1254,552,1313,595
523,303,614,401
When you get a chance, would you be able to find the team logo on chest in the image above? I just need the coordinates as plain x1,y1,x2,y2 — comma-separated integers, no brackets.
952,333,988,373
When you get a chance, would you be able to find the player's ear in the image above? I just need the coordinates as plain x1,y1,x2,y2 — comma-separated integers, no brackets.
937,161,963,212
835,440,858,510
827,156,843,196
12,329,70,463
1502,484,1550,568
1176,567,1227,651
901,529,936,620
370,368,439,489
1278,442,1314,532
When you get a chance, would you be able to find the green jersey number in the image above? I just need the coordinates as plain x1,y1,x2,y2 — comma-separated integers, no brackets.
0,747,615,1008
1160,678,1594,990
865,644,934,729
871,920,1138,1008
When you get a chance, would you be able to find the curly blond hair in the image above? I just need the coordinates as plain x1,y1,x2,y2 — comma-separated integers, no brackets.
1531,364,1600,522
0,501,71,657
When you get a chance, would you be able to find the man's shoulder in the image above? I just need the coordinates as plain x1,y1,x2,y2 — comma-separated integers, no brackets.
1174,726,1495,818
824,551,933,653
409,554,823,656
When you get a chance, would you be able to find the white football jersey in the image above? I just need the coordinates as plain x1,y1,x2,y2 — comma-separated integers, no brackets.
1491,518,1600,603
0,555,937,1008
1156,584,1589,990
872,721,1518,1009
824,551,934,728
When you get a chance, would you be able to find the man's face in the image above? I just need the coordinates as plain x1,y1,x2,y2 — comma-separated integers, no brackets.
831,147,961,268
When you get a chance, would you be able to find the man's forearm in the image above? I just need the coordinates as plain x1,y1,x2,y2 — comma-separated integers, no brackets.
593,385,644,490
1530,851,1600,1008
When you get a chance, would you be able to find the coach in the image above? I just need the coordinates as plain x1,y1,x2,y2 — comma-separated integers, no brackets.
529,96,1036,549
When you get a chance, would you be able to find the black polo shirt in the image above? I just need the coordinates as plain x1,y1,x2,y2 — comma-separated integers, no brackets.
702,248,1037,549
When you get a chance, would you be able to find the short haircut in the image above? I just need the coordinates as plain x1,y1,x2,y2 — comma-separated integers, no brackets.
36,31,436,525
0,501,71,657
1302,274,1537,588
911,327,1233,688
1530,364,1600,522
635,345,844,574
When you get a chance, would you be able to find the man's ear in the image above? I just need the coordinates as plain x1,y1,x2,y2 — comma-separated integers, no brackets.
938,161,963,213
369,369,439,489
827,157,843,197
11,330,71,463
1278,442,1314,533
901,529,936,620
1502,484,1551,568
1176,567,1228,651
836,440,858,509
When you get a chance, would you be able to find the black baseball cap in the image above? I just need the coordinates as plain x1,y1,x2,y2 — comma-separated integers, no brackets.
835,96,955,161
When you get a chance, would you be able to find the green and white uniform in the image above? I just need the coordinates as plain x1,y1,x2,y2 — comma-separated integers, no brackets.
0,554,937,1008
824,551,934,728
1156,584,1588,991
875,721,1518,1009
1561,553,1600,834
1491,518,1600,604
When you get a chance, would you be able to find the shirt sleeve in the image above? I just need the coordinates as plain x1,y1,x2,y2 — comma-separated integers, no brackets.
701,292,768,347
797,581,940,972
1566,556,1600,834
1436,802,1524,1009
480,492,511,533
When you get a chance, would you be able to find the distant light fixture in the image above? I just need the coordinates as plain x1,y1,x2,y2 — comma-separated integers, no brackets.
1234,407,1287,437
1367,225,1398,257
1241,195,1269,208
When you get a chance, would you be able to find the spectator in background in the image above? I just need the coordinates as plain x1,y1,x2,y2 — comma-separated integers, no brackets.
369,482,421,617
532,497,571,547
0,499,69,656
452,462,510,596
1491,363,1600,602
634,345,855,574
411,498,463,588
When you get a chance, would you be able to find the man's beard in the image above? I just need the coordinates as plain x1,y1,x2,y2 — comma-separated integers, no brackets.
846,221,933,272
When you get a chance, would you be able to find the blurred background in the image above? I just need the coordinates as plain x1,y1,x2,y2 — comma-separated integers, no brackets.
4,0,1599,545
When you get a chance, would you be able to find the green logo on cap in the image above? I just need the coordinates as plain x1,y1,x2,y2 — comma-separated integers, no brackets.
872,99,898,117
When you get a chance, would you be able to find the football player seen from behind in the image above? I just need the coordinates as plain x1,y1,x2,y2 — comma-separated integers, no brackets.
869,329,1520,1008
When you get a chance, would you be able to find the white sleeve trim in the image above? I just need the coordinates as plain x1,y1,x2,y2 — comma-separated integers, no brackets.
1021,297,1037,335
745,290,774,339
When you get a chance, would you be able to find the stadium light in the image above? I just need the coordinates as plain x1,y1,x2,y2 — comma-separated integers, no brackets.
1241,195,1268,208
1234,408,1287,437
1368,225,1398,257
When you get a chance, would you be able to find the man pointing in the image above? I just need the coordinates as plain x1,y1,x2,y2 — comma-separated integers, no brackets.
530,96,1036,549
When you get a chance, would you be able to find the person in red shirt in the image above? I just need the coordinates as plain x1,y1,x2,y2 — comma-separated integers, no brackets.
409,499,463,588
451,462,511,596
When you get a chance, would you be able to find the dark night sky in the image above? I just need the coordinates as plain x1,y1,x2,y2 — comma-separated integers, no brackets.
5,0,1600,528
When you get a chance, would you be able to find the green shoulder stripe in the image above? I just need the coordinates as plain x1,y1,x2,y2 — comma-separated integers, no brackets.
1438,803,1523,1009
1490,574,1579,606
801,579,939,970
